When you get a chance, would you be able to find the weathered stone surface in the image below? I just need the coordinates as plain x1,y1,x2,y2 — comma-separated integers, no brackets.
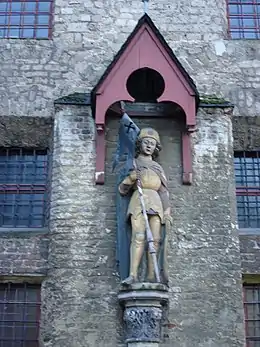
0,0,259,118
232,116,260,150
0,116,53,148
240,235,260,274
0,231,49,275
0,1,255,345
41,105,244,347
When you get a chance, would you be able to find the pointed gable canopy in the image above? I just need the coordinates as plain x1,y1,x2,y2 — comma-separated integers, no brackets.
92,14,199,184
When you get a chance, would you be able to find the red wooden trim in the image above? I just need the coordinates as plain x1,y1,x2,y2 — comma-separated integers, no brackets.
94,23,197,128
95,124,105,184
236,188,260,196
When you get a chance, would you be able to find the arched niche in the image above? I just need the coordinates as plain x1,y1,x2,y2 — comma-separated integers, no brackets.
91,14,199,185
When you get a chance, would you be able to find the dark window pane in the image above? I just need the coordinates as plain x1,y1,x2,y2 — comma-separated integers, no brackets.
236,195,260,228
0,27,6,38
38,2,51,11
230,30,243,39
11,2,22,12
230,17,240,27
35,27,49,38
0,148,48,228
243,18,255,28
9,15,21,25
0,283,40,346
244,30,258,39
24,15,35,25
242,4,254,14
22,28,34,38
229,4,239,14
244,285,260,346
24,2,37,12
0,3,8,12
0,16,7,25
37,15,49,25
8,28,20,38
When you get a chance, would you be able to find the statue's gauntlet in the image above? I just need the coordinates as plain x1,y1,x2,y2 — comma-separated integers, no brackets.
118,171,136,196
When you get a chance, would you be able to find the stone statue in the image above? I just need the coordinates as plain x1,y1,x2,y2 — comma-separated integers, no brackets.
118,128,171,285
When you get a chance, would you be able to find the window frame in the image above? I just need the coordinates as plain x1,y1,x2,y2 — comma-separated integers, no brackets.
0,147,49,230
226,0,260,39
234,151,260,230
0,281,41,347
0,0,54,40
243,279,260,347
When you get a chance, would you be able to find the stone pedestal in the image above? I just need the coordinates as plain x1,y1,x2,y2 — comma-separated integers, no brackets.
118,283,169,347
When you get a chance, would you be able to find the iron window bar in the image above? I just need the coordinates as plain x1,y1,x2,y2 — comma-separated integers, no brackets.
227,0,260,39
0,148,49,228
234,151,260,228
0,0,54,39
244,285,260,346
0,282,41,347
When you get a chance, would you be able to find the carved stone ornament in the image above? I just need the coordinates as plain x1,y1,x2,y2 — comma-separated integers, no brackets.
118,282,169,346
124,306,162,343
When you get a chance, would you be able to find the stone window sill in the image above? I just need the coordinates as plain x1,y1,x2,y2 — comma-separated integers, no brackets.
0,227,49,237
239,228,260,235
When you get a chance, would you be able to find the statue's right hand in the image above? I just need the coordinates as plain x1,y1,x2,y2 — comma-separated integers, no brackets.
129,170,137,182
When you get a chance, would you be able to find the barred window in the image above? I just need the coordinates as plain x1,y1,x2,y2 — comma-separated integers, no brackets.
0,148,48,228
0,283,41,347
244,284,260,346
0,0,53,39
227,0,260,39
234,151,260,228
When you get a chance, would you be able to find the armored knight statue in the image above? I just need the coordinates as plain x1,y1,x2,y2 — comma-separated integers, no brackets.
117,127,171,285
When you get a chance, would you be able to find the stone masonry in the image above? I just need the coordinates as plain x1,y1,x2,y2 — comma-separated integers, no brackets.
0,0,259,118
0,0,258,346
40,105,245,347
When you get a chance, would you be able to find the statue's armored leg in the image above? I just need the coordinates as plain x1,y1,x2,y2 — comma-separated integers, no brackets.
147,215,161,282
122,214,145,285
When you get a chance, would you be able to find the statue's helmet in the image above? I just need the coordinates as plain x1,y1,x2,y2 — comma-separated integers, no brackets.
139,128,160,145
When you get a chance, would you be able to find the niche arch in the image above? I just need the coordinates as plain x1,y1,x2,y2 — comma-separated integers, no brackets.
91,14,199,184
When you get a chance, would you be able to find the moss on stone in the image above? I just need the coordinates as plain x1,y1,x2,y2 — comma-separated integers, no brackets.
200,94,230,105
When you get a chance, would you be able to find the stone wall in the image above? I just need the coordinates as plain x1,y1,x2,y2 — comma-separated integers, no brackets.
0,117,52,276
240,235,260,274
42,104,244,347
0,0,260,118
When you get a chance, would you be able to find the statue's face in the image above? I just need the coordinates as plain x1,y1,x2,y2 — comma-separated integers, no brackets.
141,137,157,156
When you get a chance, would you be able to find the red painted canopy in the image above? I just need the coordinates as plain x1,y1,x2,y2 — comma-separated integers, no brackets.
91,14,199,184
91,13,199,129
